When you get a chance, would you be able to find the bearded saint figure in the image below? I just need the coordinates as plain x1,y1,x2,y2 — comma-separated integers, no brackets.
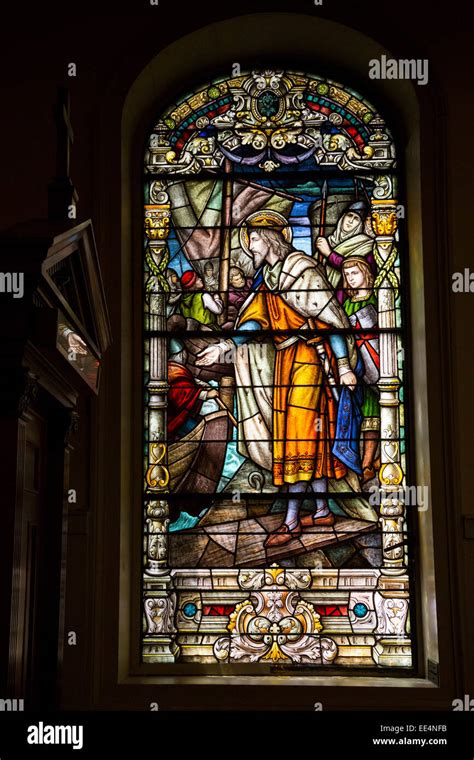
196,210,371,548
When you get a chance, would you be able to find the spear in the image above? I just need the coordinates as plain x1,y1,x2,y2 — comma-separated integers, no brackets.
317,180,328,263
355,175,371,210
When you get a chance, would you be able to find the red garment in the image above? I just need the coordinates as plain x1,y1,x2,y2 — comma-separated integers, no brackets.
167,362,203,436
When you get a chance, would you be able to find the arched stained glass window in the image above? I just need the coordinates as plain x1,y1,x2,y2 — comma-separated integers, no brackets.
142,69,413,672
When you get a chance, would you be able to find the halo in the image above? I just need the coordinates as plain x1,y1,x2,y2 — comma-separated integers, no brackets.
239,209,292,256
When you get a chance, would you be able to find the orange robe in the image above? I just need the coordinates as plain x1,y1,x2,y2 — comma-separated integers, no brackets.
238,287,347,486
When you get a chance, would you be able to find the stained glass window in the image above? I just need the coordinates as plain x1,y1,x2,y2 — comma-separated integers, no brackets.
142,69,414,672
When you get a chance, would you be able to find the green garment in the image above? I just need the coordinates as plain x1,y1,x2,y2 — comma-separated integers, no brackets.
179,292,217,328
343,293,379,420
343,291,377,317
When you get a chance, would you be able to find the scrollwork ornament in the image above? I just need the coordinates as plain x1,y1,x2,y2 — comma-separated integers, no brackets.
213,589,337,664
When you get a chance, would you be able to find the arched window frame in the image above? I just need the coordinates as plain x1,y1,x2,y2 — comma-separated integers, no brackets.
141,68,417,673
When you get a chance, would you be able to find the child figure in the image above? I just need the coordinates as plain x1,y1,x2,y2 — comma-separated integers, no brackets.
341,255,380,484
179,269,223,329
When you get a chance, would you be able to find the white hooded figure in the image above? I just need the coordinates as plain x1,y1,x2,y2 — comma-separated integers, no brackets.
316,201,374,288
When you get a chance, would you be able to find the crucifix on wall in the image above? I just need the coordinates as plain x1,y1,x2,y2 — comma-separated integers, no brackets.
48,87,79,221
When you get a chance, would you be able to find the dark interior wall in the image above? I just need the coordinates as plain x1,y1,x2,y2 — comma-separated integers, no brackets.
1,0,467,232
1,1,472,709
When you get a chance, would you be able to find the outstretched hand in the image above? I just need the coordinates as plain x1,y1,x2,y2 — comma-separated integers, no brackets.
67,332,88,355
196,344,222,367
